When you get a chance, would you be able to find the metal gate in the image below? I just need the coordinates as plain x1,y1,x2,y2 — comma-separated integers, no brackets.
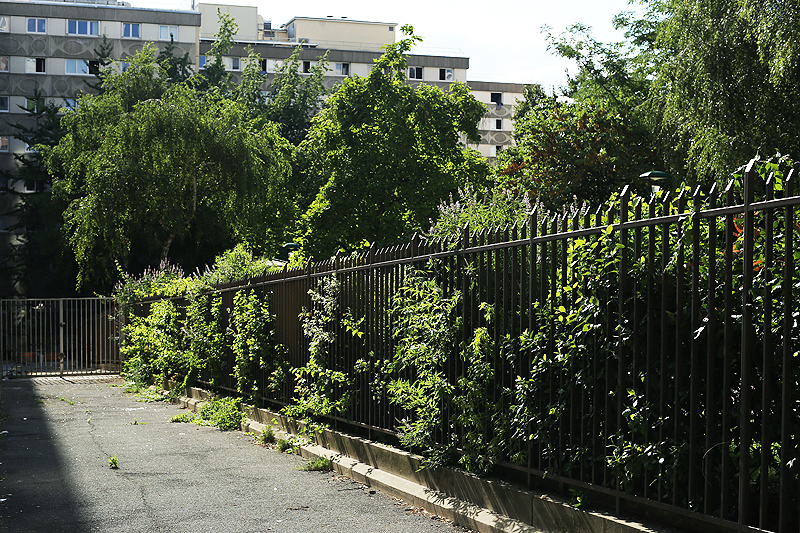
0,298,121,378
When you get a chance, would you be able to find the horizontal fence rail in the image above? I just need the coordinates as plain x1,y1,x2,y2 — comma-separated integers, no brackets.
0,297,121,377
130,164,800,533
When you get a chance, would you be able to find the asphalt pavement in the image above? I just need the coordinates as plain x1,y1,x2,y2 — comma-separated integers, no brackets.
0,375,472,533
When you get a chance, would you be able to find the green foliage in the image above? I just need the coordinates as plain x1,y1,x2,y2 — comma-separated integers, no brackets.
120,300,183,387
170,412,196,423
196,397,244,430
197,10,237,92
116,247,285,397
229,289,285,402
295,26,490,260
632,0,800,185
255,425,276,445
284,275,353,430
427,184,533,241
275,437,294,453
108,455,119,469
497,92,658,210
388,266,507,473
298,456,333,471
388,265,461,467
264,47,329,145
46,40,294,292
0,87,78,296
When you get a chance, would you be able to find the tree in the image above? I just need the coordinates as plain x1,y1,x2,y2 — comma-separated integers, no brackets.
638,0,800,184
295,26,490,260
45,46,294,290
263,47,329,145
195,9,237,92
497,92,657,210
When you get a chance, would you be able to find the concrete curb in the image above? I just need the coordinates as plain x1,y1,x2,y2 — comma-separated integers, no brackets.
168,385,679,533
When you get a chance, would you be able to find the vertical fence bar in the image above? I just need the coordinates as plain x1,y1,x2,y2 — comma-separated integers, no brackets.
658,192,671,502
721,181,735,518
778,169,795,533
759,174,775,529
673,189,687,507
645,194,657,501
704,184,719,515
739,161,756,527
616,188,629,513
689,187,702,510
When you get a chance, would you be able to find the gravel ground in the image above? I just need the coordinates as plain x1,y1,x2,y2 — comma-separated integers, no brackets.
0,375,473,533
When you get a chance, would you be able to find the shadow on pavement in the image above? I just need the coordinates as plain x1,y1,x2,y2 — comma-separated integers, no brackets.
0,378,86,533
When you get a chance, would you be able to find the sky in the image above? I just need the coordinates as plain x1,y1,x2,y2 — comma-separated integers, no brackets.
127,0,641,91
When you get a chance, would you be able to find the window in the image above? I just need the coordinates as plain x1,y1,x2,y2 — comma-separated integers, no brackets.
0,56,8,72
159,25,177,40
199,56,207,69
490,92,503,106
66,59,90,75
259,58,267,72
122,23,140,38
63,98,78,111
0,16,10,32
231,57,240,70
389,25,394,31
408,66,422,80
24,179,44,193
26,58,46,73
0,136,8,152
495,119,502,130
439,68,453,81
335,62,350,76
27,18,46,33
302,61,310,74
67,20,99,36
0,96,8,112
118,61,130,72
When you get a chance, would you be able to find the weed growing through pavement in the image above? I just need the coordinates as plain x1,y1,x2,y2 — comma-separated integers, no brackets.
298,456,333,472
170,412,196,423
108,456,119,469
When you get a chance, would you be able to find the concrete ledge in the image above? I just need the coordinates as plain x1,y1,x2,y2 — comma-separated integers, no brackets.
170,385,679,533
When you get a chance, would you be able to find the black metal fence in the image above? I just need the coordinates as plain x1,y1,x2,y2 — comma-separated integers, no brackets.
132,162,799,533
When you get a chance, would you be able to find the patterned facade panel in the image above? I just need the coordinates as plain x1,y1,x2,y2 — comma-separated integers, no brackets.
479,130,512,145
485,104,514,119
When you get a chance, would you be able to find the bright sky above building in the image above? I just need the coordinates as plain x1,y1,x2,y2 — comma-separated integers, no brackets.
128,0,642,91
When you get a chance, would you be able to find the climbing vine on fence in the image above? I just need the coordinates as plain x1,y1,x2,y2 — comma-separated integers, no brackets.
283,275,353,431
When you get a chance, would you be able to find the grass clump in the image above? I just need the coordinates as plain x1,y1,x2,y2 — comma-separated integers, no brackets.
170,412,196,423
169,397,243,430
298,456,333,471
108,455,119,469
276,437,293,452
256,425,275,445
